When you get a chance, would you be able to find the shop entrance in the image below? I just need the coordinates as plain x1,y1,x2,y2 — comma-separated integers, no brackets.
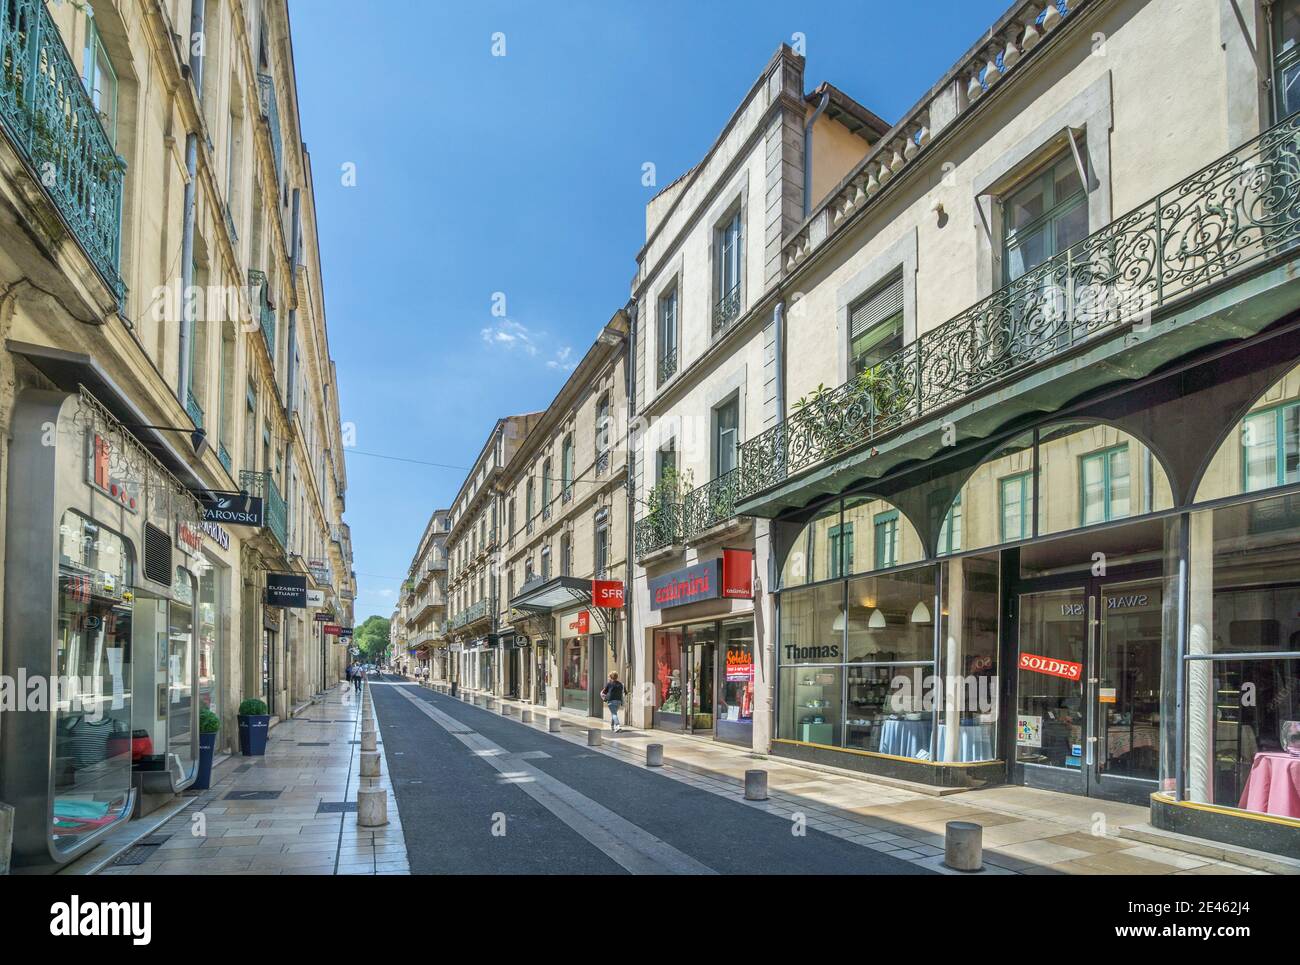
1011,572,1163,804
686,636,715,735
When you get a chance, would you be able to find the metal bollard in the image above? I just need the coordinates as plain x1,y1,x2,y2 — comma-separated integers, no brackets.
646,744,664,767
547,717,562,733
744,769,768,801
357,787,388,827
360,750,382,778
587,728,602,747
521,710,532,724
944,821,983,872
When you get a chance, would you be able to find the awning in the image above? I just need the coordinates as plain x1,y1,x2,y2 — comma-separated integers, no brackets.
509,576,591,614
8,340,210,490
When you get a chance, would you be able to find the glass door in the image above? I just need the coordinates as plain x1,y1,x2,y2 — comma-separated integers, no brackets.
1014,587,1089,794
685,624,717,735
1094,579,1163,801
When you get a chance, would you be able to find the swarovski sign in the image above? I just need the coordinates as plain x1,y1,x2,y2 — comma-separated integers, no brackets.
196,490,265,527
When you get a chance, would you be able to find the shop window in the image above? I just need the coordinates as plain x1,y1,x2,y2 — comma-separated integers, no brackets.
1000,472,1033,542
1079,444,1131,525
780,503,839,587
873,511,898,569
54,511,135,853
653,629,684,718
718,620,755,739
848,275,905,379
1185,493,1300,815
779,667,843,748
845,567,936,664
827,522,853,580
778,583,842,666
937,555,1000,762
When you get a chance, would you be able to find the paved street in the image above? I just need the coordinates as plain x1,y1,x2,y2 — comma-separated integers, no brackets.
369,678,931,875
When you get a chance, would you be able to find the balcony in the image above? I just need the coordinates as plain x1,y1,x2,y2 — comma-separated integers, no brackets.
595,448,610,477
239,469,288,551
0,0,126,304
681,468,744,542
737,111,1300,513
711,284,741,338
185,390,204,430
634,502,682,561
257,73,282,182
657,346,677,386
448,597,493,632
248,269,275,361
217,442,232,473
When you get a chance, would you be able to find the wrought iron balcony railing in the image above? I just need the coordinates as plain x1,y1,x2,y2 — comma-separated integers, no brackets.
595,448,610,477
239,469,288,551
682,468,741,541
561,484,573,505
712,284,742,338
257,73,282,182
657,346,677,385
0,0,126,305
217,442,232,473
737,112,1300,503
449,597,493,631
248,269,276,361
634,502,682,560
186,390,204,430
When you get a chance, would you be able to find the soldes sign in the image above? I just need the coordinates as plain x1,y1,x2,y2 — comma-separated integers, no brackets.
1018,652,1083,681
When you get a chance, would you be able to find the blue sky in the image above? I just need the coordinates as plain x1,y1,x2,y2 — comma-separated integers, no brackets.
286,0,1011,623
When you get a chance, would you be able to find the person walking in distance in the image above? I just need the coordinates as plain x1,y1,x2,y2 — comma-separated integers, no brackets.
600,671,626,733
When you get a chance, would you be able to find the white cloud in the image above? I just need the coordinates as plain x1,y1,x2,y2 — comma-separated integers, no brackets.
482,317,574,371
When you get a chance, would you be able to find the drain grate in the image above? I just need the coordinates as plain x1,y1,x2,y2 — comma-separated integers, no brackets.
138,833,172,846
112,843,162,866
316,801,357,814
224,789,283,801
232,764,253,773
297,742,329,747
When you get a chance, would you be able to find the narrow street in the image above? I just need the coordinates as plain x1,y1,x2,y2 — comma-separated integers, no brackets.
368,678,931,875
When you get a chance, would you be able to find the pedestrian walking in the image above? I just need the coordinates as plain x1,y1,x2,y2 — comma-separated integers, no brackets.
352,663,363,694
600,672,626,733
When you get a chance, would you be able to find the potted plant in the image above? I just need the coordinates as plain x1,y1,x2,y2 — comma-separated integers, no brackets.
193,707,221,790
237,698,270,757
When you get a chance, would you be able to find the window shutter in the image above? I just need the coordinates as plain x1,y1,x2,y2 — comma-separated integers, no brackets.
849,277,904,339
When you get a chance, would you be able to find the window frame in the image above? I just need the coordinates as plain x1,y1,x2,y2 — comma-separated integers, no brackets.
1000,149,1088,284
1078,443,1131,525
1241,401,1300,492
872,511,898,570
999,471,1034,543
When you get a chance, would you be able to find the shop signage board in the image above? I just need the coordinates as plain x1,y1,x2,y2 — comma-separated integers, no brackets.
721,548,753,599
323,624,341,636
306,588,325,608
725,646,754,681
87,432,141,512
649,560,720,610
265,573,308,608
592,579,625,607
1017,652,1083,681
314,611,335,623
560,610,590,639
197,490,265,527
199,519,231,550
176,519,204,557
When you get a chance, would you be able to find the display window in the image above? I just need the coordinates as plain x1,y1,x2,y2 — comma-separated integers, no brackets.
53,511,135,853
1186,493,1300,820
197,562,220,717
718,620,754,744
653,629,684,719
563,638,588,710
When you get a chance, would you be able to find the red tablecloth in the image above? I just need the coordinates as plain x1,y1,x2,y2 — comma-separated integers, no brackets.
1237,752,1300,819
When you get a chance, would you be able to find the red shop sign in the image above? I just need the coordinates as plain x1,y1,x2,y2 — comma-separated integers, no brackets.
569,610,590,634
323,624,342,636
592,580,625,608
1018,652,1083,681
721,548,753,599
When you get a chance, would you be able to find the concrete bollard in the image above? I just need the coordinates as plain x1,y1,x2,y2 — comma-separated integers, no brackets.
744,769,768,801
359,750,382,778
502,703,513,716
521,710,532,724
360,730,377,752
547,717,562,733
944,821,983,872
361,717,376,733
587,728,602,747
357,787,388,827
646,744,664,767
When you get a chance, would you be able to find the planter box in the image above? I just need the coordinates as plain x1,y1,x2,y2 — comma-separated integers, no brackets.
238,715,270,756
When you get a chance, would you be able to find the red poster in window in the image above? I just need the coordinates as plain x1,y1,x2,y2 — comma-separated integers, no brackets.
721,548,753,599
567,610,590,635
1018,652,1083,681
592,580,625,608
